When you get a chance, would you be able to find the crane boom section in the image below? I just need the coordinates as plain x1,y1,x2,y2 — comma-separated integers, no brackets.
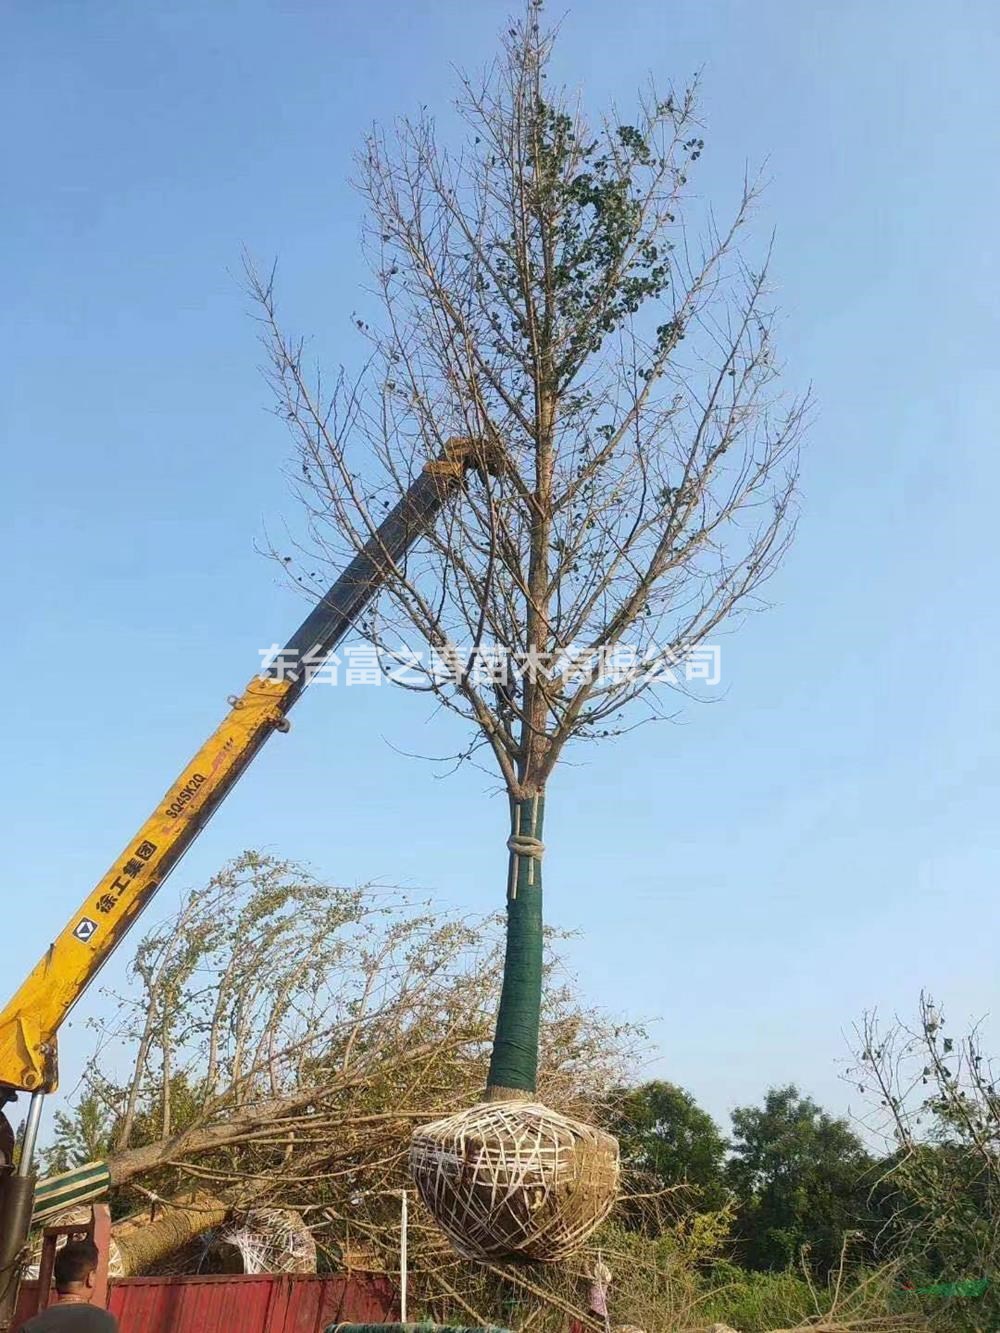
0,674,293,1094
0,444,479,1095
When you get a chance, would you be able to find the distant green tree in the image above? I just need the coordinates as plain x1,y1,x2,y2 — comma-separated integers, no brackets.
613,1081,728,1213
727,1085,874,1274
43,1084,116,1176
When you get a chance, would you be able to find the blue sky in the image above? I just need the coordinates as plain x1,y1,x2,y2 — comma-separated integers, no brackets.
2,0,998,1142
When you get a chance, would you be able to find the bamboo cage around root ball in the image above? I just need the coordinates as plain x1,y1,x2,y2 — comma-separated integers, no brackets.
216,1207,317,1274
409,1099,619,1262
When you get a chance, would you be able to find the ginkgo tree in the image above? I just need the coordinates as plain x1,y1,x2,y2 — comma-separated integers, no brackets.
252,0,805,1258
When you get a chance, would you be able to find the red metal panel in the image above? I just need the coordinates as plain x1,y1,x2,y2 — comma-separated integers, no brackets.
14,1272,397,1333
12,1280,39,1329
107,1274,276,1333
281,1275,398,1333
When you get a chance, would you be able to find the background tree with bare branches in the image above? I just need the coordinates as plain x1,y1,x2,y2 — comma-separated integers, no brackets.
251,1,805,1104
849,995,1000,1329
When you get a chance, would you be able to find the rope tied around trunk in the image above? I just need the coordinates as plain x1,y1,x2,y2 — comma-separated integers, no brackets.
507,834,545,859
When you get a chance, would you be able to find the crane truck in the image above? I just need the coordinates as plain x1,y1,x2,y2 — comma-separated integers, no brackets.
0,437,492,1323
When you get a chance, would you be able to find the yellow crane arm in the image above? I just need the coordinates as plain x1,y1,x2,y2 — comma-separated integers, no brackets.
0,440,486,1098
0,674,293,1094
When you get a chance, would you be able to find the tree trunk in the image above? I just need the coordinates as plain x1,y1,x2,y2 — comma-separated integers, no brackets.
486,792,545,1099
112,1194,228,1275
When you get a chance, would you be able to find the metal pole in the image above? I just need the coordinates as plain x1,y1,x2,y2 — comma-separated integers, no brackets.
16,1092,44,1177
399,1189,408,1323
0,1095,44,1331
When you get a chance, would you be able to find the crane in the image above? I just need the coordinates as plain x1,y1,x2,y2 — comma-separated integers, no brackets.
0,437,491,1311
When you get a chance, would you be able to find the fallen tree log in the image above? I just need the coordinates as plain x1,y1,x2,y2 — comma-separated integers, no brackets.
111,1193,229,1276
28,1194,229,1279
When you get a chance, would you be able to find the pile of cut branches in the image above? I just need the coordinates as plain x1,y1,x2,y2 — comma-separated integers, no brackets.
43,853,637,1281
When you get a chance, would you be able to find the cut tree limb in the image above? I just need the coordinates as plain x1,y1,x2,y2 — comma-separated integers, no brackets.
111,1194,229,1276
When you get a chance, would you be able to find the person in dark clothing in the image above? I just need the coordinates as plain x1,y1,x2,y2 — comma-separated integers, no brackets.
19,1239,117,1332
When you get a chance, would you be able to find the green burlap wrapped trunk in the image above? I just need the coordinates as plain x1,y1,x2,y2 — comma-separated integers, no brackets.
410,796,620,1260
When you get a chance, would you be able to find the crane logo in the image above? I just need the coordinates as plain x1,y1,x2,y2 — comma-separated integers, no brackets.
72,917,98,943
